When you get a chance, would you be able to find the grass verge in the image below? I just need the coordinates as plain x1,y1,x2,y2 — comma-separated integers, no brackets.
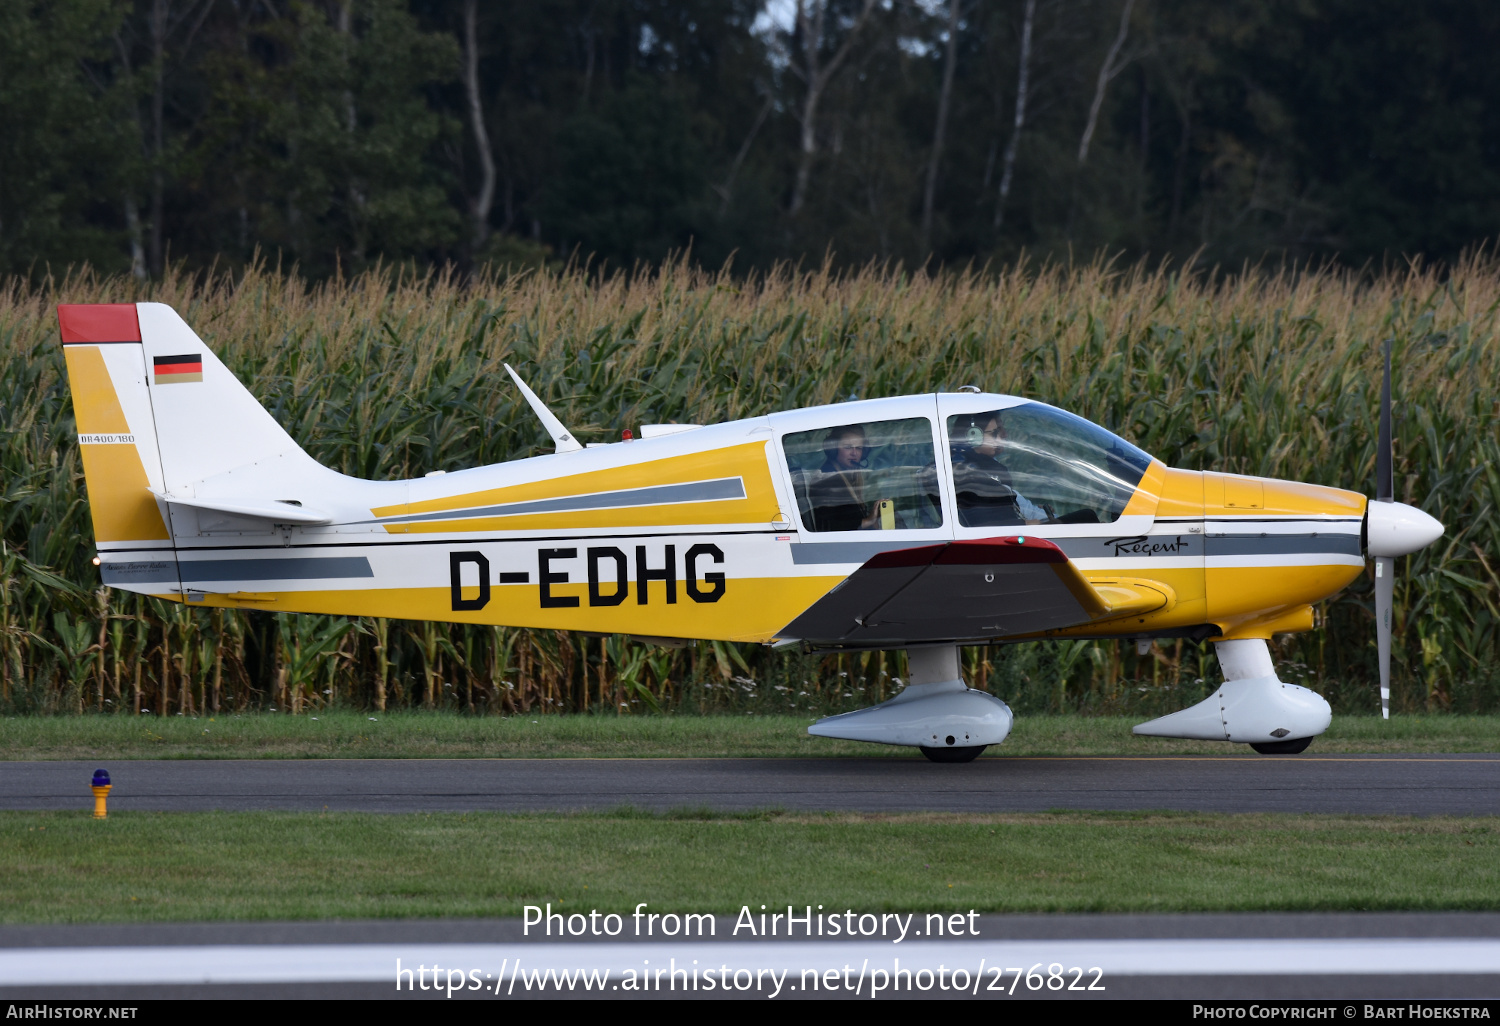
3,809,1496,924
3,712,1498,760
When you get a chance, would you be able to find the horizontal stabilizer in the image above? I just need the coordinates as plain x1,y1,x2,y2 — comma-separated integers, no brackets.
780,536,1111,646
149,490,332,525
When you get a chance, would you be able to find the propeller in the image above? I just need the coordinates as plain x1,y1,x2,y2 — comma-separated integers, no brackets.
1374,339,1394,720
1365,338,1444,720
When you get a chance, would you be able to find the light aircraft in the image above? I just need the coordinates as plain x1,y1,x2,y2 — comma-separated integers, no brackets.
57,302,1443,761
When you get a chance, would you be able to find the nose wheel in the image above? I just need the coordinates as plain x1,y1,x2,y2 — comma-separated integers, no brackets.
1249,737,1313,755
919,743,988,763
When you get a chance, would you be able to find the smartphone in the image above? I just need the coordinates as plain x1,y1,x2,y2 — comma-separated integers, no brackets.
878,499,895,530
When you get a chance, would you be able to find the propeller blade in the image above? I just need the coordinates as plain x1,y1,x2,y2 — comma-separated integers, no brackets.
1373,338,1395,718
1376,555,1394,719
1376,338,1393,502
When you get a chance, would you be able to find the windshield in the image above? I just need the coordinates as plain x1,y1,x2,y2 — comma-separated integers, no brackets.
946,403,1153,527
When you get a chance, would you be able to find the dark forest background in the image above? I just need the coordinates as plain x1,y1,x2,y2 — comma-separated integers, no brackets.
4,0,1500,278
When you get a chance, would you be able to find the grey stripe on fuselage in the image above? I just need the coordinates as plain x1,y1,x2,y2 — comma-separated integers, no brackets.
103,524,1357,585
179,557,375,582
365,477,747,526
101,556,375,585
791,523,1359,565
1206,534,1362,557
789,541,918,565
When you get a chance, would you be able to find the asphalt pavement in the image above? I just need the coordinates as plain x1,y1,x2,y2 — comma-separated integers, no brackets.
7,760,1500,1001
4,754,1498,815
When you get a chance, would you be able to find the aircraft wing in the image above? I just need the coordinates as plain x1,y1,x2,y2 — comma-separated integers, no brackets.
779,536,1114,646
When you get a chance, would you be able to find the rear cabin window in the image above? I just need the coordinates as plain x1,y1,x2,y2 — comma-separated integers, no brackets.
945,404,1152,527
781,418,944,533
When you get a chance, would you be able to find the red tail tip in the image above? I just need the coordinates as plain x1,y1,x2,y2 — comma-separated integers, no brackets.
57,304,141,344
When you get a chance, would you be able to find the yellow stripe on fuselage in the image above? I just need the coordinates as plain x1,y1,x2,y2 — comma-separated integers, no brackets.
372,442,781,533
189,575,843,644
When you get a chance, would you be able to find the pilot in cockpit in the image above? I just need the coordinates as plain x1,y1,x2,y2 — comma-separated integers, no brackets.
951,411,1048,526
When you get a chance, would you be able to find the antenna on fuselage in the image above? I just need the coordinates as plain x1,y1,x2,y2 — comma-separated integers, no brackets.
503,364,583,453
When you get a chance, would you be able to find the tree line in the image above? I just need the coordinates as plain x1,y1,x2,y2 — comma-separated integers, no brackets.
4,0,1499,279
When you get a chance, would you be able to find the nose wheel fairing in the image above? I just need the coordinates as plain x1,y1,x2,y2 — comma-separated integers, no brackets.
1132,638,1332,747
1131,673,1332,744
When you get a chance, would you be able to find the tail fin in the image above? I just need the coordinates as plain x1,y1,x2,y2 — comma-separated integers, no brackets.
134,302,320,493
58,303,335,592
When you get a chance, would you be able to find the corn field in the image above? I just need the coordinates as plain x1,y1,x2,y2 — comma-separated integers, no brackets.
3,255,1499,718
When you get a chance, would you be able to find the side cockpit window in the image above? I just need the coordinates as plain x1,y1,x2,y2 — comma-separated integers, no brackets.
782,418,943,532
946,404,1152,527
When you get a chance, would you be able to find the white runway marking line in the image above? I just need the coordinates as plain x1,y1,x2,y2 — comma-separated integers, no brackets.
4,938,1500,986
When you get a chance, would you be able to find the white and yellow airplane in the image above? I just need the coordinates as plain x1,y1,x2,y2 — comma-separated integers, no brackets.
58,303,1443,761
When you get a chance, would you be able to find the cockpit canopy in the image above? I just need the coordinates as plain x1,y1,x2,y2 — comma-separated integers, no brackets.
778,397,1153,533
946,403,1152,526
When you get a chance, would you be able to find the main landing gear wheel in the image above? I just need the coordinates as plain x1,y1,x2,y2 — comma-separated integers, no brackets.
919,744,988,763
1249,737,1313,755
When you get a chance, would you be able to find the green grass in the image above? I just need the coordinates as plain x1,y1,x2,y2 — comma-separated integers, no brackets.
2,711,1497,761
4,809,1496,924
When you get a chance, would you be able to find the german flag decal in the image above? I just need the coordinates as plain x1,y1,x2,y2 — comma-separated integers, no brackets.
153,354,202,385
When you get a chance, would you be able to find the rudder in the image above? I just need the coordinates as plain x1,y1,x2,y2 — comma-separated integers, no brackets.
57,303,176,593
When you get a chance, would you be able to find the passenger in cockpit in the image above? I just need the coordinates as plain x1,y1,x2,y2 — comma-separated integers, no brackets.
810,424,895,531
